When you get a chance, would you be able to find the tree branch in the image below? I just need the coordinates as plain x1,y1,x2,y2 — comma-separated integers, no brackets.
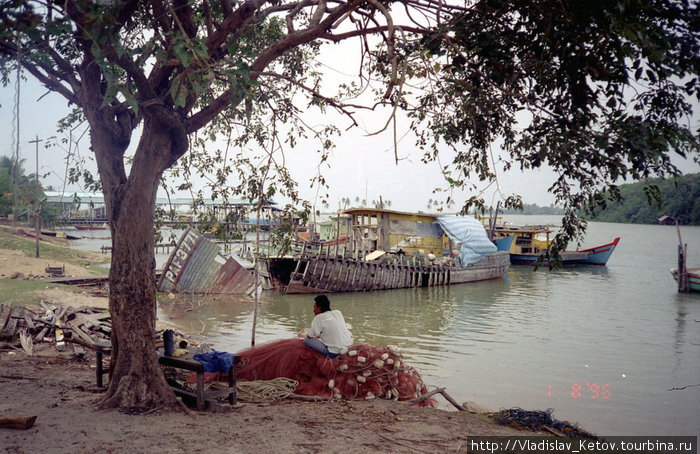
258,71,359,128
206,0,270,55
319,25,427,42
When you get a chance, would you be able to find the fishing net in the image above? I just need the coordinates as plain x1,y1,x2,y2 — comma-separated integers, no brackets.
231,338,437,406
486,408,598,438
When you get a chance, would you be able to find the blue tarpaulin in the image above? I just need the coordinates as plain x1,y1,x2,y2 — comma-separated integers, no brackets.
193,350,236,373
436,216,497,265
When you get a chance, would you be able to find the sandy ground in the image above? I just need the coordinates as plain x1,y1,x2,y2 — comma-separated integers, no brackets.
0,248,106,281
0,235,530,453
0,230,110,308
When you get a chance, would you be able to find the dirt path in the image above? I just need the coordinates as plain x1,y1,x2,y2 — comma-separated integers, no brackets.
0,343,525,454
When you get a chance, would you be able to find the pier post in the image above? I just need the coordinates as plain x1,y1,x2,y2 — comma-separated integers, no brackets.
676,221,689,293
678,243,689,292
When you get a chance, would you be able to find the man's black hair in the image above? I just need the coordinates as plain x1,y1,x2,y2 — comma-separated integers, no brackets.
314,294,331,312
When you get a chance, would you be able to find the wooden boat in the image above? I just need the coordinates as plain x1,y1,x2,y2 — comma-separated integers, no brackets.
75,224,108,230
276,211,510,293
283,249,510,294
493,225,619,266
670,267,700,292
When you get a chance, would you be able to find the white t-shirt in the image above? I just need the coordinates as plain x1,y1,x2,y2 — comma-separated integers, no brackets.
307,310,353,354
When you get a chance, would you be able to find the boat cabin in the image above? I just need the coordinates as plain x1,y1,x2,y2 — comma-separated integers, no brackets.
343,208,451,258
491,225,553,255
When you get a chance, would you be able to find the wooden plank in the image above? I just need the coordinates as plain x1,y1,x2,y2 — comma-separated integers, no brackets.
70,324,96,345
2,307,21,338
318,258,329,289
310,254,321,280
0,302,11,334
34,326,49,343
158,355,204,372
342,260,353,292
0,416,37,430
359,263,368,290
372,263,381,290
72,342,86,356
334,261,344,292
377,263,385,289
327,260,339,291
73,314,95,330
305,258,317,289
349,260,359,291
56,306,69,322
324,259,334,291
23,313,35,330
93,312,111,321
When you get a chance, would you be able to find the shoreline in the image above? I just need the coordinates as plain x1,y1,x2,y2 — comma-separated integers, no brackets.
1,343,529,453
0,228,541,452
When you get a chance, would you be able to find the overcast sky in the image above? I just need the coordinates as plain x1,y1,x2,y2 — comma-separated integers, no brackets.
1,45,698,214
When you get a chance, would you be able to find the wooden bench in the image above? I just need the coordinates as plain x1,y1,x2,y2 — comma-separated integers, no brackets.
44,265,65,277
158,354,238,411
93,346,238,411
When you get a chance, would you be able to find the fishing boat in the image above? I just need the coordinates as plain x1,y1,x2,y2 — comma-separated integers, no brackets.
274,209,510,293
492,225,619,266
670,267,700,292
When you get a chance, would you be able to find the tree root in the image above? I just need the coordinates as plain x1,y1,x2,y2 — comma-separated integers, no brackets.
406,387,466,411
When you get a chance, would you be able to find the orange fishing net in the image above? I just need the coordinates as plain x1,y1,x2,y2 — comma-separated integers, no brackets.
232,338,436,406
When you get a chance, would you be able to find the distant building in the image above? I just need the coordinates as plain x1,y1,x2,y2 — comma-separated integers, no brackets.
657,215,676,225
44,191,277,224
318,214,351,242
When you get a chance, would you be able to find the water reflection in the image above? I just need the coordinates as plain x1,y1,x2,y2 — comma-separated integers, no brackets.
154,220,700,436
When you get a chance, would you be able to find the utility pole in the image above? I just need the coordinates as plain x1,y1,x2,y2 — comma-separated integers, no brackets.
12,65,20,233
30,136,42,257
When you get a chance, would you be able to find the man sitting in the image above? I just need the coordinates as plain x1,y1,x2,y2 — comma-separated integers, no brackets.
303,295,353,358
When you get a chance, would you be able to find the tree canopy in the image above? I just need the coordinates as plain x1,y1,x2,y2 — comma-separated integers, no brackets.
0,0,698,411
592,172,700,225
0,155,45,220
400,0,699,241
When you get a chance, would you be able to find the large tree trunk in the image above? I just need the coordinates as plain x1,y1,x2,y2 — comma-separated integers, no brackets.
97,123,179,410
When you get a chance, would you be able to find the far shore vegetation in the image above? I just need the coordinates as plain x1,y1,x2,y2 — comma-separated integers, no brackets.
476,173,700,224
590,173,700,225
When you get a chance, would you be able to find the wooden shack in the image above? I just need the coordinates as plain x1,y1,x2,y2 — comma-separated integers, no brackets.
657,215,676,225
344,208,450,258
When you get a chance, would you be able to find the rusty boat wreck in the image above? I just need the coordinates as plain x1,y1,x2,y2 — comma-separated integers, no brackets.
267,208,510,294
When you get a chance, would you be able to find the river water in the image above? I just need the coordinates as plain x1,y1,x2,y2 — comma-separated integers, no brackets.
67,216,700,436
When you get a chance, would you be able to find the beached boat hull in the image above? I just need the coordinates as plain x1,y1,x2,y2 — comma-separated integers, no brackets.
670,267,700,292
284,251,510,294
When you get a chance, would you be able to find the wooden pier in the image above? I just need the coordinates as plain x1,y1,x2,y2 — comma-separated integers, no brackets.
100,243,174,254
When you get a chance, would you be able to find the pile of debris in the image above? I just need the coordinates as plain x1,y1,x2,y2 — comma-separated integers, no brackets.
486,408,598,439
0,302,112,356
